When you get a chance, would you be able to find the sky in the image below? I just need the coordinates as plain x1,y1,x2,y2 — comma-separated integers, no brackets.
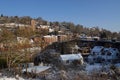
0,0,120,32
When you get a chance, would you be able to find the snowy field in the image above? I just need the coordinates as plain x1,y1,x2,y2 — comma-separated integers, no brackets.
1,63,120,80
0,76,40,80
0,76,25,80
85,63,120,74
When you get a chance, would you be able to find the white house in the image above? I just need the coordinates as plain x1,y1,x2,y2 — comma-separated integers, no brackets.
60,53,84,65
88,46,120,63
102,48,120,61
49,28,54,32
39,25,50,29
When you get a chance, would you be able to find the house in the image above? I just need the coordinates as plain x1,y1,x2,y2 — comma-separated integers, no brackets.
43,35,58,44
43,35,68,44
49,28,54,33
57,35,67,42
80,36,100,41
60,53,84,65
88,46,120,63
102,48,120,62
92,36,100,40
39,25,50,29
0,23,4,26
4,23,29,28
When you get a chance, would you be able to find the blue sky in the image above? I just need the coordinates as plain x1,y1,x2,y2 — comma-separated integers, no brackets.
0,0,120,32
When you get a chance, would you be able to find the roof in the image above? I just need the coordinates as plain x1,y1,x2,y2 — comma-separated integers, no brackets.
92,46,104,53
109,48,119,54
22,66,50,74
60,53,83,61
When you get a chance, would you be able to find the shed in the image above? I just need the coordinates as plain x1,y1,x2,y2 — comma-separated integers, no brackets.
60,53,83,65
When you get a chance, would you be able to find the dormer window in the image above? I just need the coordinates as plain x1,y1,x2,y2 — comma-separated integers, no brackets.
116,53,119,56
102,58,105,61
107,52,111,56
93,52,95,56
107,59,111,62
101,48,104,52
93,58,96,61
66,60,69,64
113,48,116,51
101,52,105,55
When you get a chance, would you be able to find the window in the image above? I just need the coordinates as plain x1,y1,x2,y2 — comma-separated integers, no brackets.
107,52,111,56
107,59,111,62
113,48,116,51
93,58,96,61
116,53,119,56
93,52,95,56
101,52,105,55
66,60,69,64
102,58,105,61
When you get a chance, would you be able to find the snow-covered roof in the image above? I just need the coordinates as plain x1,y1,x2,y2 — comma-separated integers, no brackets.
22,66,50,74
40,25,50,28
92,46,104,53
43,35,57,38
103,48,119,54
109,48,119,53
60,53,83,61
103,48,109,52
